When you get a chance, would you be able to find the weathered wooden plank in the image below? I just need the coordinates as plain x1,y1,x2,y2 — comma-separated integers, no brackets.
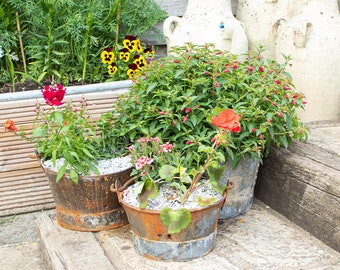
155,0,187,16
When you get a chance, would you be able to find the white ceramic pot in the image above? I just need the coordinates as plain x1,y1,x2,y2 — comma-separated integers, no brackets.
275,0,340,122
163,0,248,55
236,0,289,59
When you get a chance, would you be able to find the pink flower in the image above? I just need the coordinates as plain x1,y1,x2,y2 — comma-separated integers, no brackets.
150,137,160,142
172,120,177,125
174,59,180,63
159,111,166,115
251,128,256,133
141,171,147,176
274,80,281,84
204,71,210,75
264,97,269,102
231,64,238,69
284,86,291,91
183,115,188,122
215,81,220,87
272,101,277,107
259,66,265,72
160,142,174,152
302,100,307,105
247,66,254,72
259,134,263,140
277,112,283,118
223,69,230,73
127,145,134,151
292,100,297,106
186,140,192,145
185,107,191,114
137,137,148,143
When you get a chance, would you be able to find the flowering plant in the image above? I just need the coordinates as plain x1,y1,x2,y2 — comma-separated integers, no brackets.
123,109,240,233
102,43,309,167
5,83,101,183
100,35,154,80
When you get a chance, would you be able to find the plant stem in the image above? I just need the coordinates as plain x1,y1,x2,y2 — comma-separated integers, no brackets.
182,143,219,203
16,11,26,73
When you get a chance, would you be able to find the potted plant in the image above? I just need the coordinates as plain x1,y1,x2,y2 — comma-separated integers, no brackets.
101,43,309,219
111,109,239,261
4,83,133,231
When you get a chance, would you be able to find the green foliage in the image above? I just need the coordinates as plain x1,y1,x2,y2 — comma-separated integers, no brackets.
160,207,191,234
1,0,166,88
102,44,309,166
18,96,101,184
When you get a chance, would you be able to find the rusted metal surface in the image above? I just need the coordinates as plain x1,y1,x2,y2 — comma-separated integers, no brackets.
119,192,226,261
220,155,260,219
43,166,132,231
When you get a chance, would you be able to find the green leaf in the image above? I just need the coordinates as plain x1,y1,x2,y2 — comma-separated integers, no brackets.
70,169,78,184
138,180,158,209
196,196,217,206
159,165,177,180
54,111,63,125
280,136,289,148
56,164,67,183
160,207,191,234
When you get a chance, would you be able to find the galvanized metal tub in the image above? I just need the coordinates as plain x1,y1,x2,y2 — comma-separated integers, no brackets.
43,165,132,231
220,155,260,219
119,192,227,261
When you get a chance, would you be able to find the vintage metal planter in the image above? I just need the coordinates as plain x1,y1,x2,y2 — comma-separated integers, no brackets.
117,189,227,261
220,155,260,219
42,165,132,231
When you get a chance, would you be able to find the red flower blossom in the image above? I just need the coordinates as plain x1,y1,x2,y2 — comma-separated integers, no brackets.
185,107,191,114
211,109,241,132
4,119,18,132
259,66,265,72
42,84,66,106
247,66,254,72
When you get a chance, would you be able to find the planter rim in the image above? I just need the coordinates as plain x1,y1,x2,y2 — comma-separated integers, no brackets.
0,80,132,102
41,160,133,179
119,189,227,214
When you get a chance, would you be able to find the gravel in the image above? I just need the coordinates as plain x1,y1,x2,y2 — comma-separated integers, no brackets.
42,156,132,175
122,181,224,210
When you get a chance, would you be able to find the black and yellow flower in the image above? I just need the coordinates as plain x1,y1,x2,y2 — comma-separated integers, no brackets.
119,48,130,62
107,63,118,75
100,48,114,64
127,63,139,79
133,55,147,69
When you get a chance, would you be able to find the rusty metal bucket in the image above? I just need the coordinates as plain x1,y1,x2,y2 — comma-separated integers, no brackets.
43,165,132,231
115,183,228,261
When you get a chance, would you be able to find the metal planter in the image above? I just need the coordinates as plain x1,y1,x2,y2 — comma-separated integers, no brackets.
119,191,227,261
43,165,132,231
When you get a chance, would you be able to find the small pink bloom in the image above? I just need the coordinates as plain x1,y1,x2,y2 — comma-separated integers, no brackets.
223,69,230,73
247,66,254,72
216,51,222,55
292,94,298,99
174,59,180,63
292,100,297,105
141,171,147,176
183,115,189,122
285,94,289,99
277,112,283,118
269,70,274,74
251,128,256,133
231,64,238,69
159,111,166,115
274,80,281,84
204,71,210,75
272,101,277,107
259,66,265,72
127,145,134,151
259,134,263,140
160,142,174,152
172,120,177,125
137,137,148,143
185,107,191,114
215,81,220,87
268,118,273,122
302,100,307,105
283,85,291,90
186,140,192,145
150,137,160,142
264,97,269,102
